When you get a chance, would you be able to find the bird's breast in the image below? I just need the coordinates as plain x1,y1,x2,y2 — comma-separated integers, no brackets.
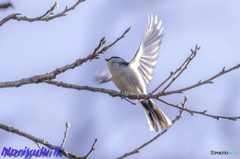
110,66,144,95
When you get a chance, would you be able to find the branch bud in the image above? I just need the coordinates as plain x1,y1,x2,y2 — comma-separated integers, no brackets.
184,95,188,101
222,66,226,72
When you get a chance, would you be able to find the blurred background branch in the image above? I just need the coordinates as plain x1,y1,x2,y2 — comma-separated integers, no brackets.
0,2,13,9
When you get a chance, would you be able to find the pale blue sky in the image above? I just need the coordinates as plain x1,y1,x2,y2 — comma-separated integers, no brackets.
0,0,240,158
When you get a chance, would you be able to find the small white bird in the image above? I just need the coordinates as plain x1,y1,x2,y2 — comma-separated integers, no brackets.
94,14,172,132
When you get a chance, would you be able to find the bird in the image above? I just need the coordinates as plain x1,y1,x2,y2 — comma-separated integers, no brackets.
94,14,172,132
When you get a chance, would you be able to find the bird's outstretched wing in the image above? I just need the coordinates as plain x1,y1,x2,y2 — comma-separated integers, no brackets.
94,70,112,83
129,14,163,85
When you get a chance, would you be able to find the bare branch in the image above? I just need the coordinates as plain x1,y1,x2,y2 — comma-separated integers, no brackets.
151,45,198,94
0,2,13,9
0,27,131,88
44,79,152,100
35,142,48,156
98,27,131,54
0,37,106,88
61,121,71,147
116,96,187,159
157,97,240,121
44,79,240,121
159,44,200,94
35,142,42,150
84,138,98,159
46,78,239,121
0,122,98,159
0,0,85,26
38,1,59,19
160,63,240,96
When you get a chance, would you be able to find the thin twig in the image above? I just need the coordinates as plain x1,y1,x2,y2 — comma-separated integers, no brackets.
159,44,200,94
116,96,187,159
157,97,239,121
39,1,59,19
151,46,197,95
171,95,187,123
35,142,42,150
61,121,71,147
0,0,85,26
84,138,98,159
123,97,136,105
98,27,131,54
35,142,48,156
160,63,240,96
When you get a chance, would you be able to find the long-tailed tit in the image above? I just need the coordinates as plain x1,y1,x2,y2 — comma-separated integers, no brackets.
94,14,172,132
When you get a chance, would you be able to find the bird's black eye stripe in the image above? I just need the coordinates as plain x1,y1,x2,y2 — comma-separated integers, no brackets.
119,61,129,66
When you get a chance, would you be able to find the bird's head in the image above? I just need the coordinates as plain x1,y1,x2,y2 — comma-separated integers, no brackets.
105,56,129,68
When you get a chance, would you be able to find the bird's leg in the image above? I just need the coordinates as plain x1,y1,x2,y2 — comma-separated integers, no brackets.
121,91,136,105
121,91,125,99
121,91,124,100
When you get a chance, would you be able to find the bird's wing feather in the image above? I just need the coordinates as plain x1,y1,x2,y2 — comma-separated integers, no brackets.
129,14,163,85
94,70,112,83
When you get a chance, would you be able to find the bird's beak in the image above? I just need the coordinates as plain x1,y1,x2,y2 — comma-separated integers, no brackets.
105,59,109,62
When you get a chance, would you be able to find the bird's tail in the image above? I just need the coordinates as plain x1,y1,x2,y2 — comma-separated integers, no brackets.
140,99,172,132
